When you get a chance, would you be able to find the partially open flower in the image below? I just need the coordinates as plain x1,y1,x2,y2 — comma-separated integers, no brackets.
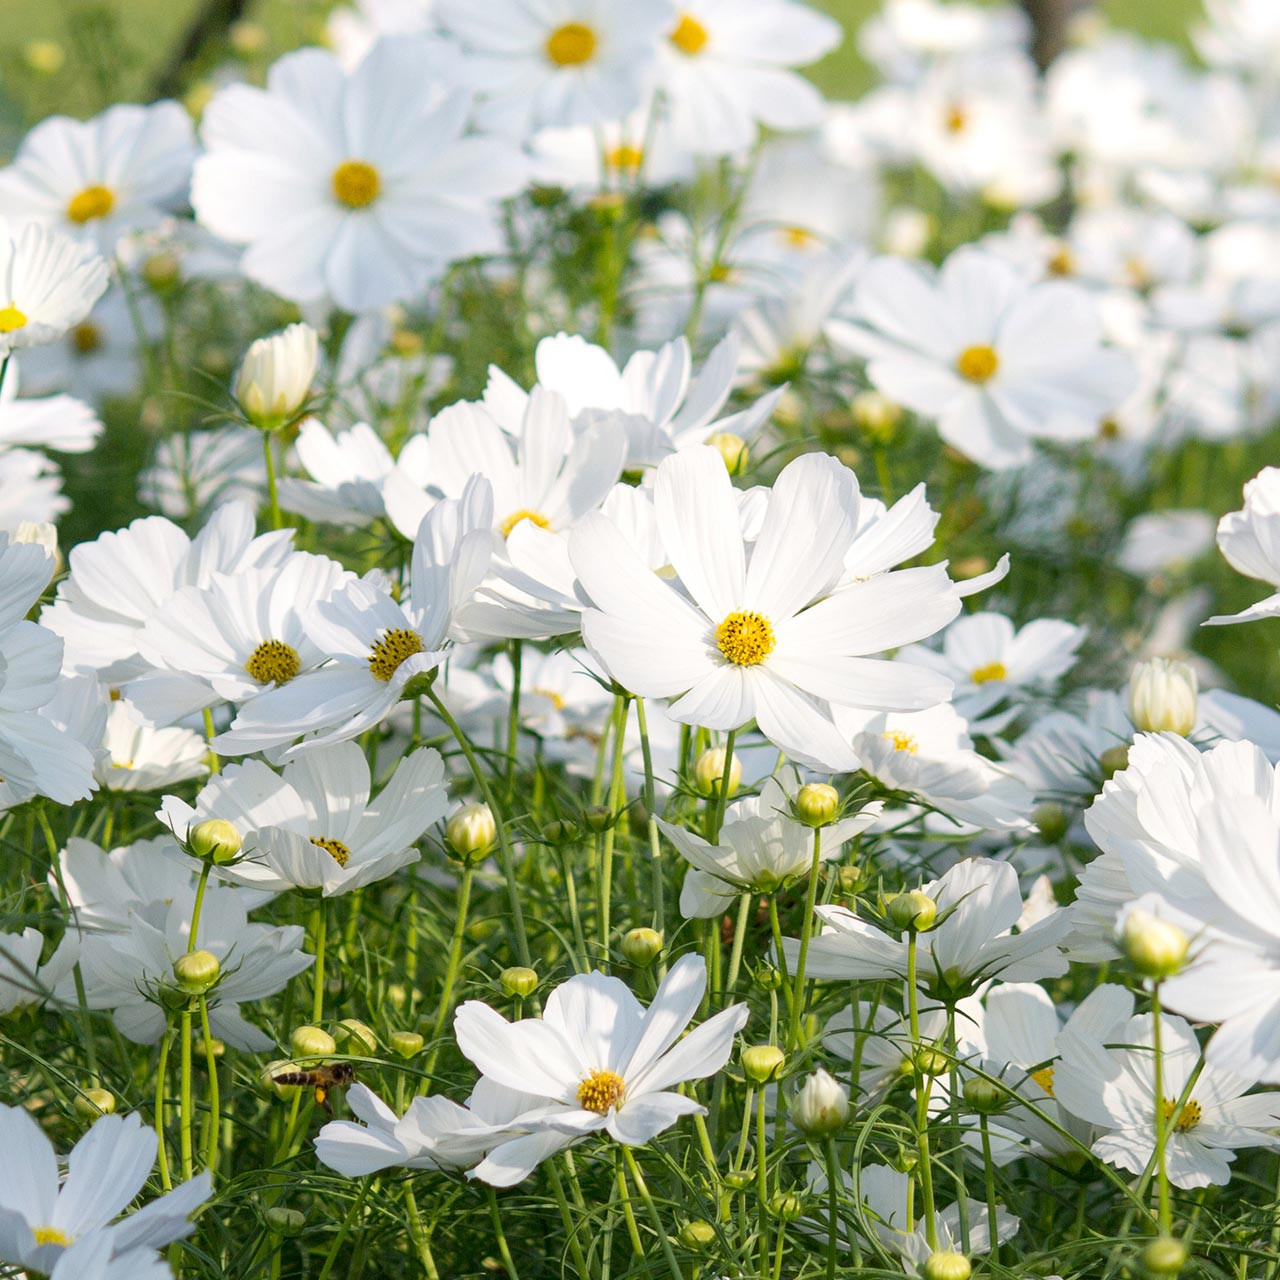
235,322,318,428
1128,658,1197,736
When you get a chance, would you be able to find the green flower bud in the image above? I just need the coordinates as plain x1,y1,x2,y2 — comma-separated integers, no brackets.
173,950,220,995
541,818,578,844
913,1048,950,1077
1100,744,1131,780
335,1019,378,1054
705,431,749,475
261,1059,303,1099
500,966,539,999
888,890,938,932
1033,802,1070,845
447,803,496,860
678,1220,716,1250
769,1191,804,1221
922,1250,971,1280
621,927,663,967
694,746,741,797
583,805,614,833
1141,1238,1188,1276
390,1031,425,1059
1121,910,1188,980
794,782,840,828
723,1169,754,1191
264,1206,306,1236
75,1087,116,1119
742,1044,785,1083
290,1025,336,1058
188,818,242,864
962,1076,1006,1115
852,390,903,446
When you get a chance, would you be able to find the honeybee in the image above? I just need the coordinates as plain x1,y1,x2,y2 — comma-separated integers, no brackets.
272,1061,357,1115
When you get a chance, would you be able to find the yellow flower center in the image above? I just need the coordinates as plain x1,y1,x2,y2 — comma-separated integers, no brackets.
956,344,999,383
546,22,597,66
112,758,135,770
72,321,101,354
881,730,918,754
606,144,645,174
715,610,775,667
577,1068,626,1114
245,639,301,686
367,627,425,682
531,686,566,711
1030,1065,1055,1096
780,225,818,249
671,13,710,55
0,305,27,333
332,160,381,209
945,104,969,133
970,661,1007,685
33,1225,73,1246
501,508,551,538
1047,247,1075,277
1163,1096,1202,1132
707,262,734,284
67,184,115,224
310,835,351,868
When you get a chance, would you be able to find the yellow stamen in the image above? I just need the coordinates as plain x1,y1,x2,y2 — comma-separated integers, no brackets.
501,509,552,539
531,686,566,711
332,160,381,209
956,344,999,383
670,13,710,55
245,639,301,686
1030,1065,1055,1096
67,184,114,224
780,225,818,249
367,628,424,682
32,1226,73,1246
0,305,28,333
945,104,968,133
1047,247,1074,277
1163,1096,1201,1132
310,835,351,868
577,1068,626,1114
606,144,645,174
970,661,1007,685
546,22,597,66
715,611,775,667
881,730,918,754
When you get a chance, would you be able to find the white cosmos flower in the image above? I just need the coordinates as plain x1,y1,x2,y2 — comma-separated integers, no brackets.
0,102,195,253
0,1106,210,1275
828,246,1136,470
657,775,883,918
0,218,109,355
160,743,448,896
43,501,293,685
95,700,208,792
66,888,311,1049
192,38,529,311
437,0,674,133
1055,1011,1280,1188
837,703,1033,832
0,535,97,804
482,330,783,471
385,386,626,541
0,362,103,455
214,479,496,756
277,419,431,529
453,954,748,1185
898,611,1086,728
127,551,355,726
1204,466,1280,624
788,857,1071,999
0,927,78,1015
571,446,963,771
653,0,840,156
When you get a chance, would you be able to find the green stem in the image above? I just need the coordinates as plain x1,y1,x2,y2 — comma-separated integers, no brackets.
505,640,522,804
311,900,327,1024
824,1136,842,1280
724,892,752,993
635,698,666,963
427,687,532,967
980,1115,1000,1267
907,933,938,1250
317,1182,368,1280
405,1185,440,1279
425,861,475,1077
199,995,219,1176
179,1005,194,1181
262,429,282,530
547,1161,591,1278
598,694,629,968
622,1146,684,1280
487,1187,521,1280
155,1024,173,1191
189,862,212,952
785,825,823,1053
1152,984,1173,1238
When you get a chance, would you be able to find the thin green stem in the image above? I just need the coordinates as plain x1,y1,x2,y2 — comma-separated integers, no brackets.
623,1146,684,1280
907,933,939,1250
505,640,522,804
155,1024,173,1191
980,1114,1000,1267
425,861,475,1078
1152,984,1173,1238
311,900,328,1024
179,1004,194,1181
189,862,212,952
261,429,282,530
199,995,219,1175
785,825,823,1053
824,1136,842,1280
547,1161,592,1278
487,1187,521,1280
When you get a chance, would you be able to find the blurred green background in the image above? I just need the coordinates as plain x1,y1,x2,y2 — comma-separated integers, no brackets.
0,0,1206,129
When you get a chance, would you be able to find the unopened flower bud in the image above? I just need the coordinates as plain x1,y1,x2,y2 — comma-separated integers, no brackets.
235,323,318,427
143,252,181,290
583,804,614,833
14,521,57,561
335,1019,377,1054
447,803,496,860
888,890,938,932
1033,803,1069,845
705,432,749,475
541,818,578,844
390,1031,425,1059
290,1025,336,1058
621,927,663,967
1141,1238,1188,1276
795,782,840,827
792,1068,850,1135
188,818,242,864
742,1044,786,1083
174,950,220,994
24,39,66,75
678,1220,716,1250
75,1087,116,1119
852,390,903,445
922,1250,971,1280
261,1059,302,1099
228,19,268,56
1120,910,1188,980
500,966,538,999
770,1191,804,1221
837,865,863,893
913,1047,949,1077
962,1076,1006,1115
1128,658,1197,737
265,1206,306,1236
694,746,741,797
1100,744,1131,779
723,1169,754,1191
